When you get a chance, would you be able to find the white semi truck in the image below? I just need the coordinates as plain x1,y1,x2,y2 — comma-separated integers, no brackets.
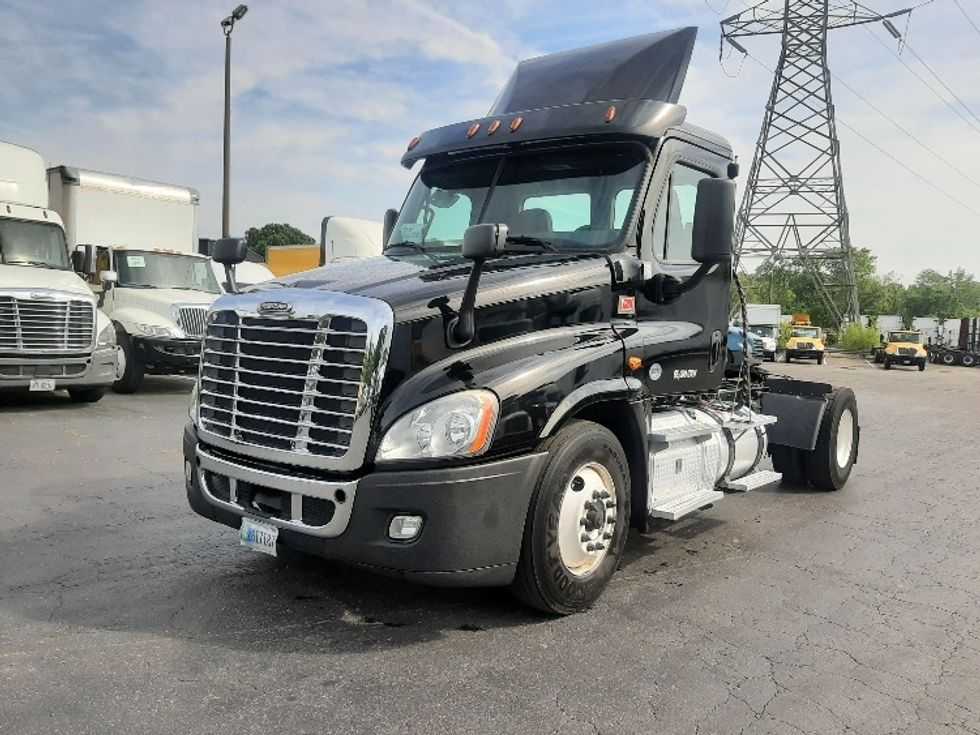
0,142,115,402
745,303,782,361
48,166,220,392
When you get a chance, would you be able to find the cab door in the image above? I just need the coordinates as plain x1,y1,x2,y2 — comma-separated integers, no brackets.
627,136,731,396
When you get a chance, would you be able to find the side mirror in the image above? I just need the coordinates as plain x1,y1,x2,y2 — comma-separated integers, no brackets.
212,237,246,294
382,208,399,246
691,178,735,265
82,244,96,275
100,270,118,286
462,223,508,260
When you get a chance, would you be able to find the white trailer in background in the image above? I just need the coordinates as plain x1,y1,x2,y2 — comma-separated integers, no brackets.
321,216,383,264
744,303,781,361
0,142,115,402
47,166,219,393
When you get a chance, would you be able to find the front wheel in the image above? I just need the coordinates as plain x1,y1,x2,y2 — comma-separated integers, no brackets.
818,353,826,365
918,360,926,372
884,360,892,370
67,387,106,403
511,420,630,615
941,352,956,366
803,388,859,491
112,329,144,394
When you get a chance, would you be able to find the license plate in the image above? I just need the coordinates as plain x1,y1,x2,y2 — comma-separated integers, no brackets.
239,517,278,557
29,379,56,392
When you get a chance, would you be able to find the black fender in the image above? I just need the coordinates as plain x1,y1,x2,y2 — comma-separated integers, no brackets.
374,324,634,460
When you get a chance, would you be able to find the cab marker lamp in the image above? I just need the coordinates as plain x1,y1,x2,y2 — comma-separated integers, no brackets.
377,389,498,461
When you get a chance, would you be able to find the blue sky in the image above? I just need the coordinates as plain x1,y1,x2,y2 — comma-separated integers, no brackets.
2,0,978,280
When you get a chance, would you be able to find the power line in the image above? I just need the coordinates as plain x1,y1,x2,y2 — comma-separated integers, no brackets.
829,68,980,192
950,0,980,39
863,25,980,138
902,42,980,130
741,49,980,219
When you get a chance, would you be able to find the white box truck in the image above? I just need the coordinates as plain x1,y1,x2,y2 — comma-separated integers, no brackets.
745,303,781,361
48,166,220,392
0,142,115,402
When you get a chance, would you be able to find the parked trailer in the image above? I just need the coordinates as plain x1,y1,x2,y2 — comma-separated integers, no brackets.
930,318,980,367
186,29,861,614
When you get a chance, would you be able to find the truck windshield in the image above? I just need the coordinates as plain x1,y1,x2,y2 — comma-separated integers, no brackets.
751,325,776,338
117,251,220,293
792,327,820,338
0,219,70,270
388,144,648,259
889,331,920,344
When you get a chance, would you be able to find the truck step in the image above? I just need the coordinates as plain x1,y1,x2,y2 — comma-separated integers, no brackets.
722,469,782,493
720,413,777,432
648,424,721,444
648,490,725,521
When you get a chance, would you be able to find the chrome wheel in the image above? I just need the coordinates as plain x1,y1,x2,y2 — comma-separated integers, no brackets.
557,462,617,577
836,408,855,469
115,344,127,381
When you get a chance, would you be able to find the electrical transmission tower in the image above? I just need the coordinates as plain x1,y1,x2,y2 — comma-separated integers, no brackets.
721,1,909,324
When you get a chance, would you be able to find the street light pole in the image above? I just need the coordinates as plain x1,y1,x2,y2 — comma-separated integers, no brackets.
220,5,248,239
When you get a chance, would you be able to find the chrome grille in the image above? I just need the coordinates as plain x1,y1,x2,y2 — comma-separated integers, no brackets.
176,306,208,338
199,312,368,460
898,347,917,356
796,341,814,350
0,294,95,354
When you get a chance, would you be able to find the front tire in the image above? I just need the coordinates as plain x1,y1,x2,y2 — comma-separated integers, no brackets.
918,360,926,372
818,353,826,365
511,420,630,615
67,387,106,403
884,359,892,370
112,329,144,394
803,388,859,491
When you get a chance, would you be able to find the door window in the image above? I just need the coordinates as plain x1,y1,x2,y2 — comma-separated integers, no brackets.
650,163,710,263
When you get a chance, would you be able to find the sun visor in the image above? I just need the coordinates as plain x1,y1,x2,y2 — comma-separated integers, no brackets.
490,27,697,115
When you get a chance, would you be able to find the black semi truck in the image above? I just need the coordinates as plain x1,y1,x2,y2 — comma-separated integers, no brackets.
183,28,860,614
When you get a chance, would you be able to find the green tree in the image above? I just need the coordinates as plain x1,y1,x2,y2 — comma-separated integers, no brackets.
244,223,315,256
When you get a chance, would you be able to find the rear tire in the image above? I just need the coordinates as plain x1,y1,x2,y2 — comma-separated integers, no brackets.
802,388,859,491
818,353,826,365
962,353,977,367
785,354,791,363
771,444,807,486
511,420,630,615
941,352,956,366
112,329,144,394
67,387,106,403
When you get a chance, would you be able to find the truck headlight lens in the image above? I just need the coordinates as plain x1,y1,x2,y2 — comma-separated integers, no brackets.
135,323,185,339
96,323,116,349
377,389,498,462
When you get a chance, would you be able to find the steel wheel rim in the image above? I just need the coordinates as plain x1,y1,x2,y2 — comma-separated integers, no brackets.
557,462,617,577
836,408,855,469
115,345,126,381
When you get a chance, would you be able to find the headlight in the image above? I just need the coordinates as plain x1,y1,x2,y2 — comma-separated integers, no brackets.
135,323,185,339
188,379,199,423
96,323,116,349
377,389,499,462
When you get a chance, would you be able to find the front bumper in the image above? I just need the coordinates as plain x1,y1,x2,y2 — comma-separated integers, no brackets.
885,354,926,365
135,337,201,374
787,349,823,360
183,423,548,587
0,346,116,390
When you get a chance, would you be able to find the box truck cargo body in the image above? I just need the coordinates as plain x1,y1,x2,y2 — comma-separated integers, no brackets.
47,166,217,393
0,142,115,401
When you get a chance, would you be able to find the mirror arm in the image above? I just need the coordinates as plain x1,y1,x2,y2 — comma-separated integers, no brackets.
645,263,714,304
447,259,485,348
224,264,239,294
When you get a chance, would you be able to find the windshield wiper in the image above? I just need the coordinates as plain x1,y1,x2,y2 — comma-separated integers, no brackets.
505,235,558,252
386,241,440,264
6,260,66,270
120,283,156,288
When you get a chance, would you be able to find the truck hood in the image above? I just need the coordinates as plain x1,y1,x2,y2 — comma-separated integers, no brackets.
0,264,94,297
113,286,217,328
258,253,612,324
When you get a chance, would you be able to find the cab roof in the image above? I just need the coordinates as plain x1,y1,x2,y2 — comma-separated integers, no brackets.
401,28,716,169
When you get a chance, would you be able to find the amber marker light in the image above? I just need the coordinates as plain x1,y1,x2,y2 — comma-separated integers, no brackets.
605,105,617,123
407,136,421,151
488,120,501,135
467,393,498,455
627,356,643,371
510,116,524,132
467,123,481,138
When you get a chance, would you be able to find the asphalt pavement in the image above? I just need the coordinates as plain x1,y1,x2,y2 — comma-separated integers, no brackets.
2,358,979,735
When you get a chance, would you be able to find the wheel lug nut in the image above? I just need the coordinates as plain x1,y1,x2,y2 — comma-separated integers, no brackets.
600,491,611,499
592,490,602,499
581,533,591,543
586,543,596,552
571,476,585,492
595,542,606,551
607,516,616,524
579,518,587,527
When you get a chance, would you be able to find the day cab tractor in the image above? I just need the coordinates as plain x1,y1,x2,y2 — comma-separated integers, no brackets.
785,314,826,364
184,29,862,614
880,330,927,371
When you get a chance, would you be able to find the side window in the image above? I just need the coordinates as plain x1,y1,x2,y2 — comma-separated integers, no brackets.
523,193,590,232
650,163,710,263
